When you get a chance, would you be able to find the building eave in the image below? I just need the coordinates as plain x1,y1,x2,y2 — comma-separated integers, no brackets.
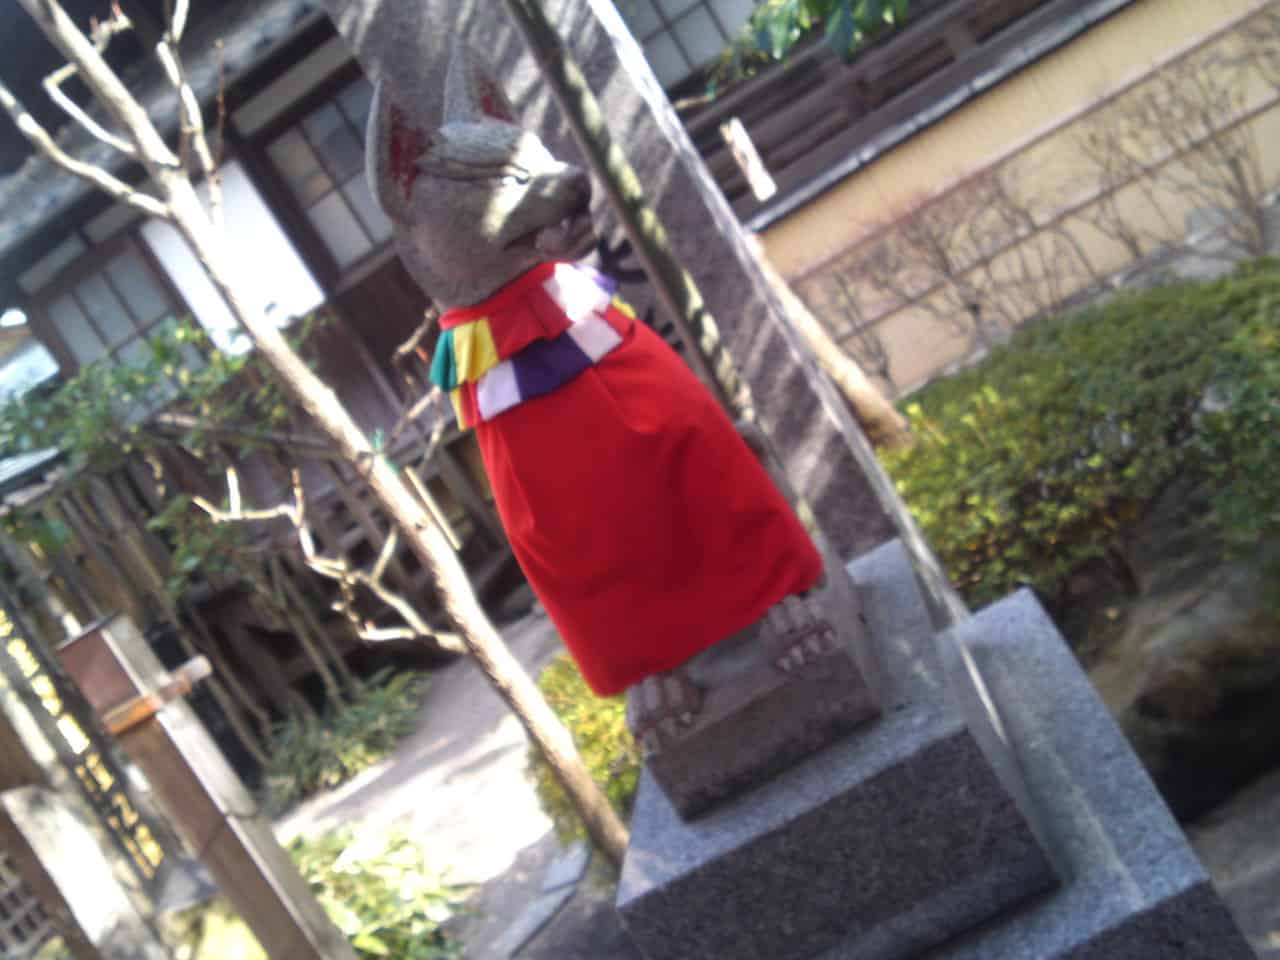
0,0,321,273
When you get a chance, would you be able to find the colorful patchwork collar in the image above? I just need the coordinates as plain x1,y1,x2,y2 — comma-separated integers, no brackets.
431,263,635,428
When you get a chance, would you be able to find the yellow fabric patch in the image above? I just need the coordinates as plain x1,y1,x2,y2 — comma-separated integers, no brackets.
611,296,637,320
449,387,470,427
452,319,501,384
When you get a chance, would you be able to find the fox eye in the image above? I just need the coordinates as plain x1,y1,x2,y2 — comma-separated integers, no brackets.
497,168,530,185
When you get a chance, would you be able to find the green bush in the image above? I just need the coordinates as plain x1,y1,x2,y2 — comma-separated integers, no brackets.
883,261,1280,609
1196,309,1280,558
527,654,640,842
288,828,465,959
264,669,426,814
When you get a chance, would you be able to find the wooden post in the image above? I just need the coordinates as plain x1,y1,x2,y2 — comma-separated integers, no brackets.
59,615,357,960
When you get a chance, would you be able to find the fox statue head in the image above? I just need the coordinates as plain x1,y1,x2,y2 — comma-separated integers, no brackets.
367,44,595,308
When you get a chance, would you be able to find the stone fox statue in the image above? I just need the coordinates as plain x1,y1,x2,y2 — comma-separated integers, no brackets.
368,45,843,753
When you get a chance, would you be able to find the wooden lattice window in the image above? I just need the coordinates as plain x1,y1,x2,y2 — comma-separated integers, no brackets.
34,236,198,378
617,0,763,88
0,848,54,959
266,75,393,272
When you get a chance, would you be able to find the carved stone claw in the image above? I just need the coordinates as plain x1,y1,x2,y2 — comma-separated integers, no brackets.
765,593,839,676
626,667,705,758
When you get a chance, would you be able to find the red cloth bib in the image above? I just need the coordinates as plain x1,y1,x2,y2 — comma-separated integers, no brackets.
469,267,823,695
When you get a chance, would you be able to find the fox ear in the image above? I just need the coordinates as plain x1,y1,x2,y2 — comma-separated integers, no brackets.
367,79,435,223
443,42,516,125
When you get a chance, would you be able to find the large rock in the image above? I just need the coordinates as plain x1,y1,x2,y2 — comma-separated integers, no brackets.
1090,546,1280,819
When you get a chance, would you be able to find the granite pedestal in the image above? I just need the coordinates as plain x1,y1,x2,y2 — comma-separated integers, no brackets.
866,557,1257,959
617,542,1058,960
618,541,1256,960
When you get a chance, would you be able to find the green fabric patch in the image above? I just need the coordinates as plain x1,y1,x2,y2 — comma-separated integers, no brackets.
430,328,457,391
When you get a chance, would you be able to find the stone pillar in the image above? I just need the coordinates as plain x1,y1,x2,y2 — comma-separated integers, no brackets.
0,787,170,960
58,615,357,960
0,663,169,960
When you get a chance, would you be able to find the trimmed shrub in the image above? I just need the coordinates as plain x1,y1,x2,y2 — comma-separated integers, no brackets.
882,261,1280,609
527,654,640,842
1196,307,1280,566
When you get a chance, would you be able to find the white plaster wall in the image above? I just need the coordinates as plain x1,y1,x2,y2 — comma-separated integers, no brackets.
141,161,324,354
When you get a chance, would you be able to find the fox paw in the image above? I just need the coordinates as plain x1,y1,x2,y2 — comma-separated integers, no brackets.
625,667,704,758
763,593,839,675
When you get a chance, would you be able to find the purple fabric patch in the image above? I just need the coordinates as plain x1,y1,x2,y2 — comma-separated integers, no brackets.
511,330,593,400
580,264,619,296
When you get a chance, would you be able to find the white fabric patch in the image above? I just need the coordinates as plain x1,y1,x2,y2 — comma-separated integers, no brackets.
476,358,521,421
566,314,623,361
543,263,610,324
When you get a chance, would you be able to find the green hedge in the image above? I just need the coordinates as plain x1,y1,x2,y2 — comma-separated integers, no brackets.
882,261,1280,609
526,654,640,843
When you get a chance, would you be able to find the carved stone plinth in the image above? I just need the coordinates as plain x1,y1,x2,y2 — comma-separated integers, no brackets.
635,639,878,820
619,541,1257,960
634,559,881,820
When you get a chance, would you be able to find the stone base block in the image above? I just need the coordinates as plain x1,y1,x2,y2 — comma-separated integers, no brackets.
617,544,1057,960
637,554,883,820
637,640,879,820
825,554,1253,960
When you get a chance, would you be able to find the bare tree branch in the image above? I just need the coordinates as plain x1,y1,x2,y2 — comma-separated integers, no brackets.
169,0,190,42
39,4,137,155
0,78,169,217
192,468,464,654
44,63,137,156
18,0,180,168
155,37,222,228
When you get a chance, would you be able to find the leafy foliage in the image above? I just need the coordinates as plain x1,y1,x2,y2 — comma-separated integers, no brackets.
527,654,640,842
288,828,465,959
0,313,332,597
1195,301,1280,561
707,0,911,87
882,261,1280,609
170,829,464,960
264,669,427,814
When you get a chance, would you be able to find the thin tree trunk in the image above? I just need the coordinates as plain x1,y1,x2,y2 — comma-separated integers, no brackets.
745,236,912,450
17,0,628,865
